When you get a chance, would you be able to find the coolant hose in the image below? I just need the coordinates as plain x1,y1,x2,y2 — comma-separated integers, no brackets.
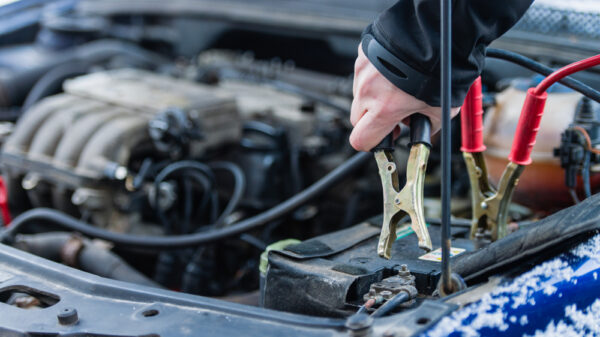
2,152,370,249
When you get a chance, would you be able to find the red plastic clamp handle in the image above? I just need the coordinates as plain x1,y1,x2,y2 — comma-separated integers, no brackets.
460,77,486,153
0,176,11,226
508,88,548,165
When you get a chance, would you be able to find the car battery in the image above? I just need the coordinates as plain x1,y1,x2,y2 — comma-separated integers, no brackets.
262,216,474,317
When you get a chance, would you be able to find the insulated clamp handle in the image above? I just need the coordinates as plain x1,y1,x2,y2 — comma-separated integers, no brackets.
408,113,432,148
508,88,547,165
460,77,486,153
373,134,395,152
373,113,432,152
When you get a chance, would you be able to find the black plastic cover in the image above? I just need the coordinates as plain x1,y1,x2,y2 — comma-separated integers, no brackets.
263,220,473,317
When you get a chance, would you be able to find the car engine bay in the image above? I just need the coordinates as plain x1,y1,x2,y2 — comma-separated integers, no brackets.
0,0,599,336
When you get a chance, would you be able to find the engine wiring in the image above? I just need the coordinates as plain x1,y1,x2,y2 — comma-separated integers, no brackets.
1,152,372,249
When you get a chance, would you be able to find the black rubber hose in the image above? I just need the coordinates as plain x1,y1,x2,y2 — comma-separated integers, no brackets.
209,161,246,225
22,61,89,110
181,180,193,233
1,39,167,108
486,48,600,104
370,292,410,318
153,161,217,230
180,170,214,227
2,152,370,249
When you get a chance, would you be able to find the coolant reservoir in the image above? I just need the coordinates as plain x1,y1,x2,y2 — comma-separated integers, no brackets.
483,81,597,212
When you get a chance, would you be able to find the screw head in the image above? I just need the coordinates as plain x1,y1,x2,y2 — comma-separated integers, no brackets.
380,290,393,299
480,202,488,210
345,313,373,331
398,264,411,277
57,307,78,325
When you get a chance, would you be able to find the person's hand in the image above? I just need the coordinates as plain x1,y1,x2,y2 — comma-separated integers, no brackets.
350,45,459,151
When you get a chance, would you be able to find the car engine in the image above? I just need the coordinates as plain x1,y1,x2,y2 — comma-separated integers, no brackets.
0,0,599,336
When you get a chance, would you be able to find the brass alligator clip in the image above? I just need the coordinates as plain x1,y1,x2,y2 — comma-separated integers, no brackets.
374,114,433,259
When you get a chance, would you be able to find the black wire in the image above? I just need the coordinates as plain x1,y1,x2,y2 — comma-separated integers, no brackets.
153,161,217,230
184,170,214,224
289,144,304,194
583,151,592,198
208,162,246,226
486,48,600,104
440,0,453,294
426,217,471,228
2,152,371,249
569,188,581,204
181,179,193,233
270,80,350,114
356,303,370,315
239,233,267,251
370,292,410,318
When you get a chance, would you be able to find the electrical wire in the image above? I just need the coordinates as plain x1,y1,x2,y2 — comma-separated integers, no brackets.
356,298,376,315
583,151,592,199
185,170,217,224
535,55,600,95
569,188,581,204
153,161,217,230
1,152,371,249
486,48,600,104
269,80,350,114
181,180,193,233
239,233,267,251
572,126,600,155
370,292,410,318
208,162,246,226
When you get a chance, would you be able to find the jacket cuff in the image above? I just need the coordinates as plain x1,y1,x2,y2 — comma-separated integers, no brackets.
361,27,469,108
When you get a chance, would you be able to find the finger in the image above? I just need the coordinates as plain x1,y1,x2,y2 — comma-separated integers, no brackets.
350,97,368,127
353,47,369,97
349,108,397,152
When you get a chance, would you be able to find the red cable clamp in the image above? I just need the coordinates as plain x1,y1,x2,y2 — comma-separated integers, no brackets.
0,176,12,226
510,54,600,165
460,76,486,153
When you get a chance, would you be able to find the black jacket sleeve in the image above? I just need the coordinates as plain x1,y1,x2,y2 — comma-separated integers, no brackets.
361,0,533,107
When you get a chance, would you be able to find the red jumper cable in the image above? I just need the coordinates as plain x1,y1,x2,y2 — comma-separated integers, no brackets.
462,54,600,244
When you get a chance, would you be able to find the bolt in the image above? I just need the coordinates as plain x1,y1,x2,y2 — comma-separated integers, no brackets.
57,307,78,325
380,290,393,299
345,313,373,337
71,190,87,206
480,202,488,210
398,264,410,277
394,198,401,205
114,166,128,180
21,174,40,190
